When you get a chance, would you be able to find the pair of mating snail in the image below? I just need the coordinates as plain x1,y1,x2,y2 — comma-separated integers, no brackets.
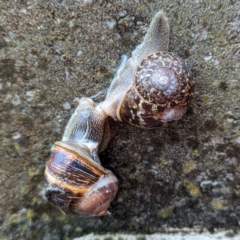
44,11,194,216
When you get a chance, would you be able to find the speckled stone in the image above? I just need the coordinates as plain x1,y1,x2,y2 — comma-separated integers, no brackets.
1,0,240,239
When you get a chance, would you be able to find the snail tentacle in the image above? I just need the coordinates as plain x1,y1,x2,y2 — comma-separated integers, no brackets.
131,11,169,64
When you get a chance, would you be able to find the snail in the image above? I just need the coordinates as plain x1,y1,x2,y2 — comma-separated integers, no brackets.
100,11,194,128
44,98,118,216
44,11,194,216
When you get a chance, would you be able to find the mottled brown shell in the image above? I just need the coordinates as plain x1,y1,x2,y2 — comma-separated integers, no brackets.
118,51,194,128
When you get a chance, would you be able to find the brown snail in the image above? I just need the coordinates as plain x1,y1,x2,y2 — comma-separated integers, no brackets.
100,11,194,128
44,98,118,216
44,11,194,216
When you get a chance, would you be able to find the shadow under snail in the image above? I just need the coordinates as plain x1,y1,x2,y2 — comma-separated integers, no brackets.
44,11,194,216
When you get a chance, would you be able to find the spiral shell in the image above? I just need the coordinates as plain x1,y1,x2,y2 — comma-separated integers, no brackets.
44,141,118,216
117,51,194,128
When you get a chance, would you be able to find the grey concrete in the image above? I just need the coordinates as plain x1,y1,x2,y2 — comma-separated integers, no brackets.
0,0,240,239
74,231,240,240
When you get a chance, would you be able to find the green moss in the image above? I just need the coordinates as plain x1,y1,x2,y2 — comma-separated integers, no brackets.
27,168,38,177
192,150,200,157
3,94,12,103
137,5,148,13
7,213,19,224
202,95,210,104
23,209,35,219
14,143,20,151
19,185,28,195
17,179,33,199
183,179,200,197
37,36,45,42
211,199,224,210
157,206,173,218
31,197,38,205
212,80,220,87
56,214,66,222
160,157,168,165
183,160,196,174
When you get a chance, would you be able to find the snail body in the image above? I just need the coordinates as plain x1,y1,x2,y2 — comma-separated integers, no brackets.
44,11,194,216
44,98,118,216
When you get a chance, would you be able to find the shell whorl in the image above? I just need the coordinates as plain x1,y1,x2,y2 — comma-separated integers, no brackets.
136,52,185,104
118,51,194,128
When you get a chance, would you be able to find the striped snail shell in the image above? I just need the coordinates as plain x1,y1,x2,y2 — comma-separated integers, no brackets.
44,98,118,216
100,11,194,128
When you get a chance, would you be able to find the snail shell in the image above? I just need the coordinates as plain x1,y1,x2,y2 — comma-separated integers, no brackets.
44,98,118,216
100,11,194,128
117,51,194,128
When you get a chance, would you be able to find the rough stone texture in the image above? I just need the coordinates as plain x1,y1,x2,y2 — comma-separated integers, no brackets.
74,232,240,240
0,0,240,239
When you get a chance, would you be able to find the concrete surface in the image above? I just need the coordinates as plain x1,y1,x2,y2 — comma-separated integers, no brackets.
0,0,240,239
